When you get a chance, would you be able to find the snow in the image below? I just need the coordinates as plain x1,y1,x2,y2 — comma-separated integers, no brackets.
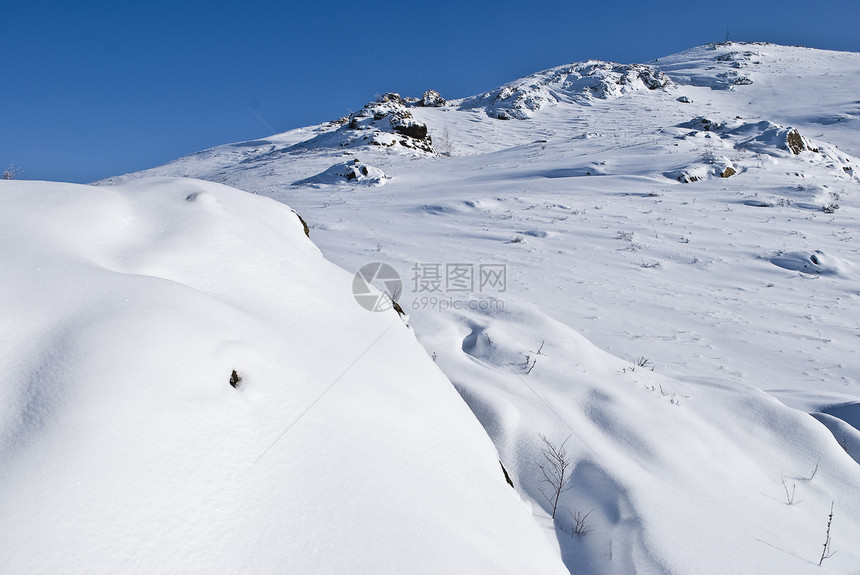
0,178,567,574
458,61,671,120
8,41,860,573
294,159,389,187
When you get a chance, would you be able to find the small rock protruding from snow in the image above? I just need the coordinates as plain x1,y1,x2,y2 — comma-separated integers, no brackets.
785,127,812,155
678,116,723,131
769,250,852,276
229,370,242,388
669,151,737,183
293,159,389,187
292,210,310,237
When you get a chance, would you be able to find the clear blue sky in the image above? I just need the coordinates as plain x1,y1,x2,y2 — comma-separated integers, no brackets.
3,0,858,183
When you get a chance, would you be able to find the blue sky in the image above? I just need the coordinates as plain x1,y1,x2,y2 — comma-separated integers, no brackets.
3,0,859,183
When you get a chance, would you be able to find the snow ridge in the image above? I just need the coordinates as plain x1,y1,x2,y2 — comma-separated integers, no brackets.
458,61,671,119
0,178,569,575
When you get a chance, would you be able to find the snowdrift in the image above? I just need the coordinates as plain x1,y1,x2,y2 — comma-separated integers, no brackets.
0,178,567,574
420,304,860,573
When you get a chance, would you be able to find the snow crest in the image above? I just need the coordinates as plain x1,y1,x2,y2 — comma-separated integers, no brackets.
459,61,671,119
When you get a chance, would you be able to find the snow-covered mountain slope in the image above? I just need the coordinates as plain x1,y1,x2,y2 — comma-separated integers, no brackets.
24,41,860,573
0,178,569,574
458,61,671,119
658,42,860,156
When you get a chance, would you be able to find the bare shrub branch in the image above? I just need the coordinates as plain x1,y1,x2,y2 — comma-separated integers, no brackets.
3,164,20,180
538,434,574,519
569,509,594,537
818,502,835,566
781,476,796,505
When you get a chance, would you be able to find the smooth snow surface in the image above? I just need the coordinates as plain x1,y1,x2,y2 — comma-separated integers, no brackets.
9,42,860,574
0,179,567,574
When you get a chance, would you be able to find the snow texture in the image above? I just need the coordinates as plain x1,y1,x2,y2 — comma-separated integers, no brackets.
0,178,567,574
9,41,860,574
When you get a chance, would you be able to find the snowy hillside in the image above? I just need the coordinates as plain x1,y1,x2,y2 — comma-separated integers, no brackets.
458,61,671,119
8,41,860,573
0,178,568,574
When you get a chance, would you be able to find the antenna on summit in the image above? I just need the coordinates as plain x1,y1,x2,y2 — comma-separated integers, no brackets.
724,27,732,43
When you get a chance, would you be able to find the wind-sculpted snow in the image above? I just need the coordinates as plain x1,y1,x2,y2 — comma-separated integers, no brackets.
658,42,860,157
657,42,764,89
458,61,671,119
0,178,568,575
422,303,860,573
93,42,860,574
669,116,859,184
768,250,854,277
293,159,388,187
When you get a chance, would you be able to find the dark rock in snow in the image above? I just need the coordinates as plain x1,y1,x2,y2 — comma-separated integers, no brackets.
786,128,808,155
421,90,447,107
392,120,428,140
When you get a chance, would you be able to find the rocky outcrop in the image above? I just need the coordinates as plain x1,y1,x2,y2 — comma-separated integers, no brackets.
344,93,434,152
459,61,672,120
290,92,435,154
420,90,447,107
670,116,859,183
785,128,813,155
391,116,429,139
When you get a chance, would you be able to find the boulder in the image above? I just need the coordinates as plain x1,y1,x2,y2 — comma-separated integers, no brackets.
421,90,447,107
